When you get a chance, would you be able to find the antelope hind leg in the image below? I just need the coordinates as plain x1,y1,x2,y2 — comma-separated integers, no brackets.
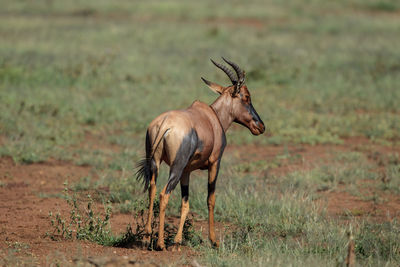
156,185,170,251
142,172,157,247
169,173,190,251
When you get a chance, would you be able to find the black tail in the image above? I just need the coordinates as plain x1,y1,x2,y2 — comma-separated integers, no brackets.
135,131,156,192
135,157,153,192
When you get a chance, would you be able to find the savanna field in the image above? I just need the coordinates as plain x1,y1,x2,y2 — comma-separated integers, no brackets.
0,0,400,266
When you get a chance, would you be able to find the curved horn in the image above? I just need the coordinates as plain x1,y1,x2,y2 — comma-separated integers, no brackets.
210,59,237,84
222,57,245,81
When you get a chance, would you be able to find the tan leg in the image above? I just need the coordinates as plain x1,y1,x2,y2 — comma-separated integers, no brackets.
170,173,190,251
156,185,170,250
142,172,157,246
208,162,220,247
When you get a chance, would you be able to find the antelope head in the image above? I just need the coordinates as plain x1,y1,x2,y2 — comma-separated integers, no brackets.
202,57,265,135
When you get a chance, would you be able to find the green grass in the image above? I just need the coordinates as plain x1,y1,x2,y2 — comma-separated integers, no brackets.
380,163,400,193
162,151,396,265
56,148,399,265
190,166,400,266
40,147,400,263
1,0,400,265
1,0,400,163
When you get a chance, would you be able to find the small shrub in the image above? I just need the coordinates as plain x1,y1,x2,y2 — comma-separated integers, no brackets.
182,218,203,247
47,182,114,246
112,223,145,248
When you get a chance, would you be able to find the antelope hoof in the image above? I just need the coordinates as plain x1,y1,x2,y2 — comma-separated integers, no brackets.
156,242,166,251
168,243,181,252
142,235,151,248
211,240,220,248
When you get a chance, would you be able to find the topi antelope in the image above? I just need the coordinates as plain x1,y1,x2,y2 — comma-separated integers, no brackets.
136,57,265,251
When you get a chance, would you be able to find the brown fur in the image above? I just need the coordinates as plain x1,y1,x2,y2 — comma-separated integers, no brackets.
137,59,265,250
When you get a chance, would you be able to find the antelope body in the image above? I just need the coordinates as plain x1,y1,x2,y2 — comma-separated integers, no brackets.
136,58,265,251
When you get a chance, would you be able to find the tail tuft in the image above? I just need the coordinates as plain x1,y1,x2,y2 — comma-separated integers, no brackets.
135,158,152,192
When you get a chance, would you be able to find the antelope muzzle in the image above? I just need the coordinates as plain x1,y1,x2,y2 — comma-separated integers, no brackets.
248,103,265,135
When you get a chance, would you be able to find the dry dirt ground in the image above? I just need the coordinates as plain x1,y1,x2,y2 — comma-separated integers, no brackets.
0,139,399,266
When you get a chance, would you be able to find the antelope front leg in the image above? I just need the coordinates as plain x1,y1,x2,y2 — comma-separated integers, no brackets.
170,173,190,251
156,185,170,251
208,162,220,247
142,173,156,247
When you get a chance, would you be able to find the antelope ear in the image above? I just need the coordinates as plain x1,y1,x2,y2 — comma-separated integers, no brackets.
201,77,225,94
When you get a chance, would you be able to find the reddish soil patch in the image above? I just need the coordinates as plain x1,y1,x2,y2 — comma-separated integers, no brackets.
1,138,399,265
203,17,265,29
0,157,199,266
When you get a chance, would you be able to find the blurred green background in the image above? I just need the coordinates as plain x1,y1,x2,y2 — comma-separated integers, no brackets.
1,1,400,266
1,0,399,163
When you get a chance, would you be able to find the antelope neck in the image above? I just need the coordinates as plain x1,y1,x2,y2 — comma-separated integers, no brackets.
210,95,234,132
